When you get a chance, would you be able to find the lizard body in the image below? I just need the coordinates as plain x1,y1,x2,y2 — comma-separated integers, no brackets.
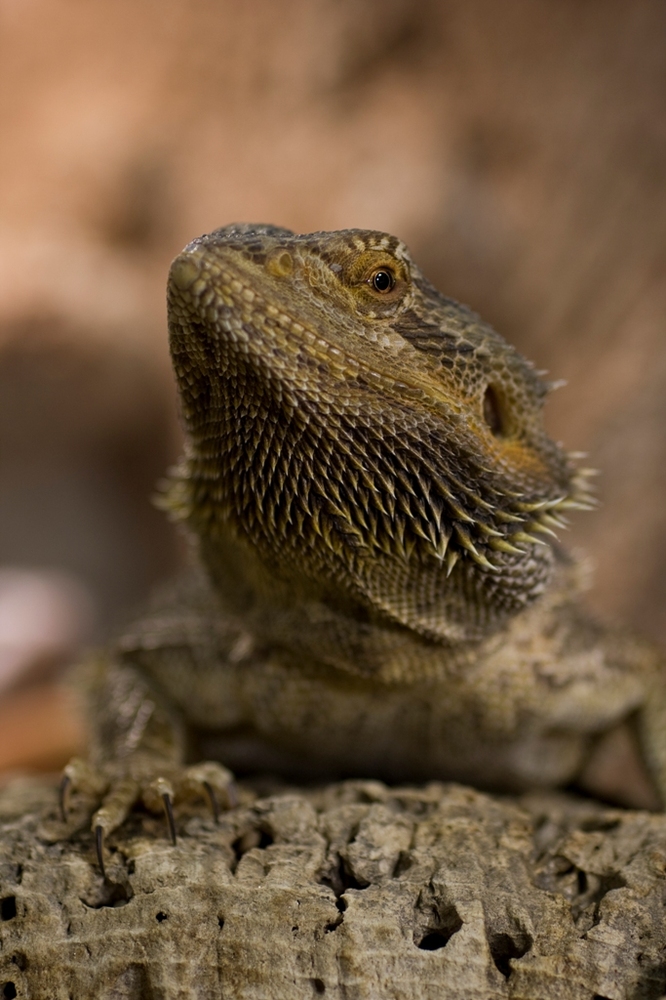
65,225,666,856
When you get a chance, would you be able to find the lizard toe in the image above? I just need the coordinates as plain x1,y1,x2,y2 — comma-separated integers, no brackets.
178,761,237,820
59,756,110,822
141,761,237,829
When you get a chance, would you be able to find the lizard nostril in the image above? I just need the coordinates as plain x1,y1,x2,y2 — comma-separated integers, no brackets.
483,385,504,437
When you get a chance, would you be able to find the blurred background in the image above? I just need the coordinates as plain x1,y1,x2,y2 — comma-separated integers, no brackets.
0,0,665,775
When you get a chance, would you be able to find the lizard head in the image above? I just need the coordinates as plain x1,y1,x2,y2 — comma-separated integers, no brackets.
167,224,594,644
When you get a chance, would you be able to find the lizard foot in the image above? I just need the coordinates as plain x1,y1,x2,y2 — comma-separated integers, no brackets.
60,757,237,876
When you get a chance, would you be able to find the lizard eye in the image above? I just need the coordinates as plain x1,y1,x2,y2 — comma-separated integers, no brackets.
483,385,504,436
369,268,395,293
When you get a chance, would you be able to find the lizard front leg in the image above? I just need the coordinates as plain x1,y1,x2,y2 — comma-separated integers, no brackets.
632,650,666,810
574,625,666,809
61,655,235,875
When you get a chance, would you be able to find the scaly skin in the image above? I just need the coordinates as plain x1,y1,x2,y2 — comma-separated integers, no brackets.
63,225,666,863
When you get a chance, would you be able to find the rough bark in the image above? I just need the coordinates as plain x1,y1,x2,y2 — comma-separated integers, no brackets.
1,777,666,999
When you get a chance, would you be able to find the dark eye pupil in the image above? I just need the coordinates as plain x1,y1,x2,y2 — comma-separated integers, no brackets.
372,269,393,292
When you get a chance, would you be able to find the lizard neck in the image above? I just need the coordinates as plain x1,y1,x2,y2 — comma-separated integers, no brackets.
193,504,552,676
196,522,474,683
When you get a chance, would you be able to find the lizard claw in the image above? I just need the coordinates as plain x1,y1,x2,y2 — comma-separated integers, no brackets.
59,756,237,872
145,775,177,844
60,756,111,828
162,791,177,845
203,781,219,822
59,773,71,823
201,777,237,820
95,824,107,880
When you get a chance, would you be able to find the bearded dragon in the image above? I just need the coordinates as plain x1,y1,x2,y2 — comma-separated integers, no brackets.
61,225,666,873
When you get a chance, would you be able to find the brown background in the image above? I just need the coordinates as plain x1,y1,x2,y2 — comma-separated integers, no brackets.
1,0,665,768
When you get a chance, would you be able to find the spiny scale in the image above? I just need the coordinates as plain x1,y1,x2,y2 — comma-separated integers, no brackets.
166,224,594,645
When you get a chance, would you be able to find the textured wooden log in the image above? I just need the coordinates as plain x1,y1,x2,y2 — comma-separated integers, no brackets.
1,777,666,999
